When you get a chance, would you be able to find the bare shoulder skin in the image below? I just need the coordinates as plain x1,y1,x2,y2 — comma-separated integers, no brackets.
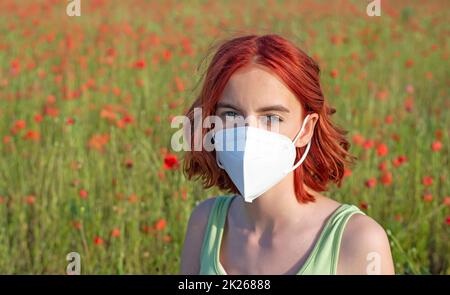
179,197,217,275
337,213,395,275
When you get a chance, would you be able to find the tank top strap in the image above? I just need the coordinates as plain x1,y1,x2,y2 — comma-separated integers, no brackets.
299,204,366,275
199,195,234,274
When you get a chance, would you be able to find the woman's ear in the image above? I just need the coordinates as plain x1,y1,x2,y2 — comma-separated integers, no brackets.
295,113,319,148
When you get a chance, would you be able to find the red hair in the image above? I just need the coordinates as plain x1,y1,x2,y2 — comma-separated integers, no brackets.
183,34,356,203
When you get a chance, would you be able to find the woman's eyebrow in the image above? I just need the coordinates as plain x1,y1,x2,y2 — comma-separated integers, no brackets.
256,104,290,113
216,102,242,111
216,102,290,113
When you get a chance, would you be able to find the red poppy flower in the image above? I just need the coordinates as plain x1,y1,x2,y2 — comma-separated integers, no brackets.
359,201,369,210
162,49,172,61
142,225,152,233
404,85,414,95
431,141,442,152
363,140,374,150
392,155,408,168
376,143,388,157
330,69,339,78
398,155,408,164
79,189,88,199
72,221,82,230
404,97,414,112
365,178,377,188
23,130,40,141
44,106,59,117
134,59,146,69
94,236,104,245
174,76,185,92
423,194,433,202
385,115,393,124
111,228,120,238
405,59,414,68
376,90,389,101
34,114,43,123
181,188,188,201
154,218,167,231
380,171,392,185
25,195,36,205
378,161,387,171
163,153,179,170
122,114,134,124
100,108,117,121
3,136,11,144
88,133,110,152
128,194,138,203
422,176,433,186
352,134,365,146
14,120,26,130
444,197,450,206
66,117,75,125
343,168,352,178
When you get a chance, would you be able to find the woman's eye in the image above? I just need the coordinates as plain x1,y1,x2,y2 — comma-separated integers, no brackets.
222,111,239,118
264,114,283,123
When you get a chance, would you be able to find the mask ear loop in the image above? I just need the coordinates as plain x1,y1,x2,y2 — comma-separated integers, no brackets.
284,114,312,174
216,155,225,169
212,131,225,169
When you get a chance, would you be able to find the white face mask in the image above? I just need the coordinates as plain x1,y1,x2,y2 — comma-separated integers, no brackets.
213,114,312,203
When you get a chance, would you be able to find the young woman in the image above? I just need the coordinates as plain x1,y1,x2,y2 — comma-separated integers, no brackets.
180,34,395,275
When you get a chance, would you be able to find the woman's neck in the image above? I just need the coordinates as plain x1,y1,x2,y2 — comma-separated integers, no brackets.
234,174,318,236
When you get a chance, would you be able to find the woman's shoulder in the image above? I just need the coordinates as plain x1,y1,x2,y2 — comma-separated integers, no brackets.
338,209,395,274
314,194,394,273
188,195,233,228
189,196,220,225
179,195,222,274
317,195,388,245
342,212,389,249
329,192,387,246
322,195,389,256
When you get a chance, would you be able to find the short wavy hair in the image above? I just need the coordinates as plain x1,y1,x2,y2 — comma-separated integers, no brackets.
182,33,356,203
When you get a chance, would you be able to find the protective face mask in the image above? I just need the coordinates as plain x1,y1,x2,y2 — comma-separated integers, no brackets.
213,114,312,203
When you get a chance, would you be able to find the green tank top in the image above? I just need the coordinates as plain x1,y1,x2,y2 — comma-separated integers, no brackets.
199,195,366,275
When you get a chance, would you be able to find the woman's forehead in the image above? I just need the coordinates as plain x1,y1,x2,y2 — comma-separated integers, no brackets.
219,65,299,110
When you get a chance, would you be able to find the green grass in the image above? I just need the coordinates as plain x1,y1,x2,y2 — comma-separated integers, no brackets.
0,0,448,274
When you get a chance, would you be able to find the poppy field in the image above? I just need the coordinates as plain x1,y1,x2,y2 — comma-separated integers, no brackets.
0,0,448,274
